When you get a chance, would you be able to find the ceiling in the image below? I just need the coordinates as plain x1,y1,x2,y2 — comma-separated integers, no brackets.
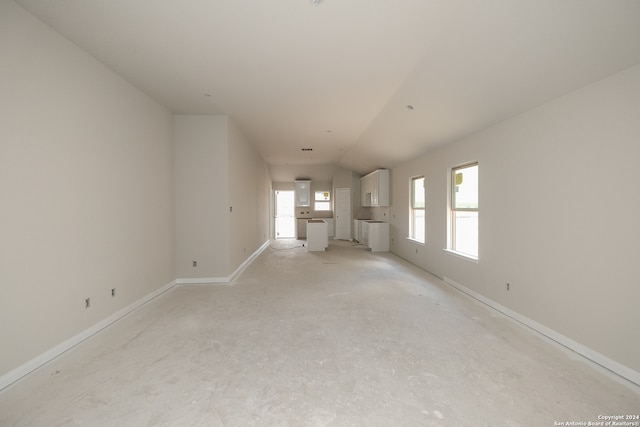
16,0,640,182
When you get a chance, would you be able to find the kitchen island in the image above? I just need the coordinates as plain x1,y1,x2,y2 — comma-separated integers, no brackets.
306,219,328,252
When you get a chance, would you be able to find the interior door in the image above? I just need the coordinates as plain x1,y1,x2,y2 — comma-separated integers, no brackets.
274,190,295,239
335,188,351,240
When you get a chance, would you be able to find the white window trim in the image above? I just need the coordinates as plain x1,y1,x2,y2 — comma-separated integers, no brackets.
409,176,425,243
314,190,331,211
443,248,478,263
447,162,478,260
406,237,426,245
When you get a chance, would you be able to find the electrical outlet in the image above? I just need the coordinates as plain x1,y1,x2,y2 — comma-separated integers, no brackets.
111,288,116,297
506,283,510,291
85,298,90,309
193,261,197,267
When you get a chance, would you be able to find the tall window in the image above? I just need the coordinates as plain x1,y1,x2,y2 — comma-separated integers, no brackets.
314,191,331,211
410,176,425,243
450,163,478,258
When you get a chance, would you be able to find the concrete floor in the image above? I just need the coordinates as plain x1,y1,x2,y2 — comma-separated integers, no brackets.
1,240,638,426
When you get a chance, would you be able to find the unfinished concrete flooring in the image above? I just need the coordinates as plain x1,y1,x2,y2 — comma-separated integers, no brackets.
1,240,638,426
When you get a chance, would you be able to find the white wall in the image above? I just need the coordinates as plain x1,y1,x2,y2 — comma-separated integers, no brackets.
272,182,295,191
275,180,333,218
175,115,271,279
332,167,363,221
227,119,272,272
174,115,229,278
390,64,640,377
309,181,333,218
0,1,175,377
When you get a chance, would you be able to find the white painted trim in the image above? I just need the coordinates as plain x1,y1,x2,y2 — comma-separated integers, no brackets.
0,280,177,391
176,277,230,285
0,241,272,390
176,239,271,285
228,240,271,281
442,276,640,388
406,237,426,245
442,248,479,263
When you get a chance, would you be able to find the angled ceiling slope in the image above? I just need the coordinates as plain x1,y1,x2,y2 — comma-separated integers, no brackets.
16,0,640,177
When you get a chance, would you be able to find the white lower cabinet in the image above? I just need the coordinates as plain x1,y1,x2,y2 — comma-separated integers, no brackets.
364,221,389,252
361,222,370,246
354,219,367,243
307,220,328,251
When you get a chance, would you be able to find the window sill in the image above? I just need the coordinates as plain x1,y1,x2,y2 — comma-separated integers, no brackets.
443,249,478,263
406,237,425,245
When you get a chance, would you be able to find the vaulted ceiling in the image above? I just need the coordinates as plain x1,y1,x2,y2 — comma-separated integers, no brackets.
16,0,640,182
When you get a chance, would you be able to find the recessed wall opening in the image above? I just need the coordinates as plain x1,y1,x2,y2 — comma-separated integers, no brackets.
274,190,295,239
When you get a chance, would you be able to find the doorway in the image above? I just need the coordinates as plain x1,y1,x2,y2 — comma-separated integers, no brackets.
274,190,295,239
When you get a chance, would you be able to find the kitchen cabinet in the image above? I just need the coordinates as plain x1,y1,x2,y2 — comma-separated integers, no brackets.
295,180,311,207
300,216,334,240
364,221,389,252
360,174,372,206
306,220,328,251
360,169,389,207
311,218,334,239
354,219,368,243
361,221,370,246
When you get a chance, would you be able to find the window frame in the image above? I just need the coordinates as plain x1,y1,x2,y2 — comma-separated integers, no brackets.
409,176,425,243
314,190,331,211
447,162,478,260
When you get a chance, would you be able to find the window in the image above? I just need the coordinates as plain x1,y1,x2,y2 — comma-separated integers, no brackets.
450,163,478,258
314,191,331,211
410,176,425,243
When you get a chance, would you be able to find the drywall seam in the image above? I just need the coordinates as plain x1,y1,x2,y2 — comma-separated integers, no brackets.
0,280,177,391
442,276,640,389
176,239,271,285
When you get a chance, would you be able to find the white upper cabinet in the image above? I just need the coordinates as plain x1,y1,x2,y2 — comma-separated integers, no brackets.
295,180,311,207
360,169,389,207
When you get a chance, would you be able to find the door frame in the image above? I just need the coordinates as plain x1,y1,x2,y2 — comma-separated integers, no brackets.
274,190,296,239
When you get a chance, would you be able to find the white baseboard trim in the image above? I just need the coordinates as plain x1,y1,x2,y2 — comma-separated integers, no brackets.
176,276,231,284
0,280,177,391
176,239,271,285
442,276,640,388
